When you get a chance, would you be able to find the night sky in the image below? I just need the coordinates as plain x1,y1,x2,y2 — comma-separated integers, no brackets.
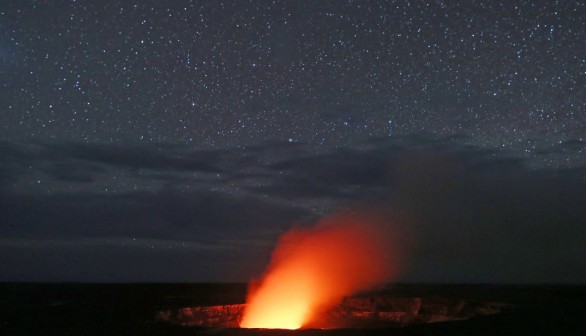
1,1,585,283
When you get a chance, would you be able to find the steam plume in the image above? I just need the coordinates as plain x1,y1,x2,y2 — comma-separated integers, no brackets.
240,208,404,329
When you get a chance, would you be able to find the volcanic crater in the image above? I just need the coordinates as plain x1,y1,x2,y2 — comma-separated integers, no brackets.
157,294,512,329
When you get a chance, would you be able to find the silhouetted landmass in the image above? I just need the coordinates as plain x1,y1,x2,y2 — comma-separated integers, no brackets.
1,283,585,335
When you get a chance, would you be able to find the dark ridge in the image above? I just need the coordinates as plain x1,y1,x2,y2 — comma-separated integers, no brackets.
1,283,585,336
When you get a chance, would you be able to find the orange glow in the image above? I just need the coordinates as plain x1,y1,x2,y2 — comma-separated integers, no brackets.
240,209,404,329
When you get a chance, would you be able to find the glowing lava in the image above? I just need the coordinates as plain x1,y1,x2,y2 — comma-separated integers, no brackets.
240,209,404,329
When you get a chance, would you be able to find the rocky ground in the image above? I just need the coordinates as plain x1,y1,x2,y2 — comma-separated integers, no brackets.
157,296,513,328
1,283,585,335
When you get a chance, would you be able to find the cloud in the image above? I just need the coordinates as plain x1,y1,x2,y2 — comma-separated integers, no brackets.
0,189,310,242
389,146,586,283
0,136,585,282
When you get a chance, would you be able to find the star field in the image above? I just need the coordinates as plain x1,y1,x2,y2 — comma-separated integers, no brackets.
1,1,586,283
1,0,584,168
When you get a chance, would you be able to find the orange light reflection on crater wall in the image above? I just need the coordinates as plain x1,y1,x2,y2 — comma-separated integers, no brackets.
240,209,405,329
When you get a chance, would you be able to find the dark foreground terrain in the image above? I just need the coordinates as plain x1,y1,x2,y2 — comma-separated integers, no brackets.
1,283,585,335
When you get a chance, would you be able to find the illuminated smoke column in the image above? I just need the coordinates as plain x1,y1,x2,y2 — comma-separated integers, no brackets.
240,209,404,329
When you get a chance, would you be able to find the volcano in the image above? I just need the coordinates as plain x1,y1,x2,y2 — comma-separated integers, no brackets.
2,283,584,335
157,294,512,329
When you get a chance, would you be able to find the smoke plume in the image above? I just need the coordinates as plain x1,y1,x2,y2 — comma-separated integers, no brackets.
240,208,405,329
